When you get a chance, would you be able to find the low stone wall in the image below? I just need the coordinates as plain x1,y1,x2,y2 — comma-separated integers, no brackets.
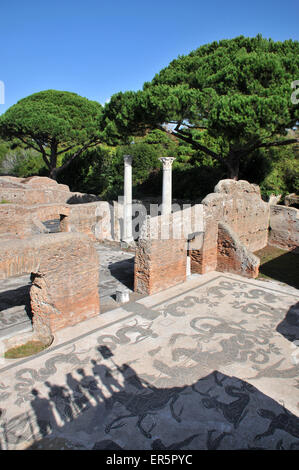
0,203,70,240
0,200,116,242
134,238,186,295
217,222,260,278
0,175,102,206
269,205,299,250
61,201,114,241
190,180,269,275
134,213,193,295
0,233,100,339
0,176,71,205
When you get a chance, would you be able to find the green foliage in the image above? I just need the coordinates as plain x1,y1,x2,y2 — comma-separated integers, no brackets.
0,90,103,178
57,145,113,194
0,142,47,177
13,151,47,177
104,35,299,179
57,130,176,199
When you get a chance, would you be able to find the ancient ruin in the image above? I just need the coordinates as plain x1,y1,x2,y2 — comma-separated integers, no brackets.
0,163,298,452
1,169,298,343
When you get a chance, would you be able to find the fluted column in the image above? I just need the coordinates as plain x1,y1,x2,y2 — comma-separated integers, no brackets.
123,155,133,242
159,157,176,215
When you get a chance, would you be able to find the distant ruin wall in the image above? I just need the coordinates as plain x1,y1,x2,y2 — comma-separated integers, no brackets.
0,203,70,240
269,205,299,251
0,176,71,205
60,201,113,241
0,175,101,205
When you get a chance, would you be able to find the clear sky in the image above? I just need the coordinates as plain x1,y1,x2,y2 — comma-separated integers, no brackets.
0,0,298,113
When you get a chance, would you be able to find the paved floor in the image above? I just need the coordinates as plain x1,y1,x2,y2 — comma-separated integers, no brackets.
0,270,298,450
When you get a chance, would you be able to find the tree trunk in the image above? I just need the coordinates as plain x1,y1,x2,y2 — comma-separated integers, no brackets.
226,152,239,180
49,167,58,180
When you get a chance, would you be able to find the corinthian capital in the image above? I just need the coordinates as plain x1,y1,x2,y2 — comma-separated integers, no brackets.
124,155,133,166
159,157,176,170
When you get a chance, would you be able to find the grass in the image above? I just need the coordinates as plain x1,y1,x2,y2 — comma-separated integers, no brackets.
0,199,10,204
254,245,299,289
4,340,50,359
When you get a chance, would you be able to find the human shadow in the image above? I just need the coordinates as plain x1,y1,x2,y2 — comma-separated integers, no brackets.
276,302,299,343
107,258,135,290
0,345,290,451
258,248,299,290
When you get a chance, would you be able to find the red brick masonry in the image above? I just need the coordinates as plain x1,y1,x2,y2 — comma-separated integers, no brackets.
0,233,100,339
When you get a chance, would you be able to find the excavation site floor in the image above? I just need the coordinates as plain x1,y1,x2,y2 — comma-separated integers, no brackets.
0,268,298,450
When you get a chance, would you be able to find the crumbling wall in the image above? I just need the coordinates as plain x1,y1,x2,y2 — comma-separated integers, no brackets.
0,176,71,205
61,201,113,241
204,179,270,251
269,205,299,250
134,214,186,295
217,222,260,278
134,207,203,295
0,203,70,240
0,233,100,339
191,180,269,274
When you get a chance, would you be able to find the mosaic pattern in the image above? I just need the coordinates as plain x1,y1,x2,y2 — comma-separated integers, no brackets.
0,273,298,450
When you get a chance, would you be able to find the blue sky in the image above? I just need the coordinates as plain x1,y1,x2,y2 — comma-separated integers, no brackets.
0,0,298,113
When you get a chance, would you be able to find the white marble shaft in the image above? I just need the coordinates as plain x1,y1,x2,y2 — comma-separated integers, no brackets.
159,157,176,215
123,155,133,242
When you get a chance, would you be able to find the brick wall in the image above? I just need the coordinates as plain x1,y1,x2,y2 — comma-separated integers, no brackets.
0,233,100,339
191,179,270,275
269,205,299,250
61,201,113,241
0,203,70,240
134,214,188,295
0,176,71,205
217,222,260,278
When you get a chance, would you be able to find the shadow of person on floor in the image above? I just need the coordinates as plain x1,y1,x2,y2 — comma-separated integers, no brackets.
276,302,299,343
23,347,299,451
30,388,56,438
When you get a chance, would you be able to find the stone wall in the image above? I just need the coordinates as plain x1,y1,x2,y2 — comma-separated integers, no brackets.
0,200,116,242
0,203,70,240
134,213,191,295
204,180,270,252
190,180,270,275
0,176,71,205
269,205,299,250
61,201,115,241
217,222,260,278
0,233,100,339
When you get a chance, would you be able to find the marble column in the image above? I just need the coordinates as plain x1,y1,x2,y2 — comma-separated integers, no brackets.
123,155,134,243
159,157,176,215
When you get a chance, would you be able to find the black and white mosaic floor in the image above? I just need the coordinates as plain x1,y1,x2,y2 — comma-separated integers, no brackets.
0,272,298,450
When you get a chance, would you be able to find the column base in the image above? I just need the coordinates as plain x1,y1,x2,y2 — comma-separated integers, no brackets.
121,239,136,249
